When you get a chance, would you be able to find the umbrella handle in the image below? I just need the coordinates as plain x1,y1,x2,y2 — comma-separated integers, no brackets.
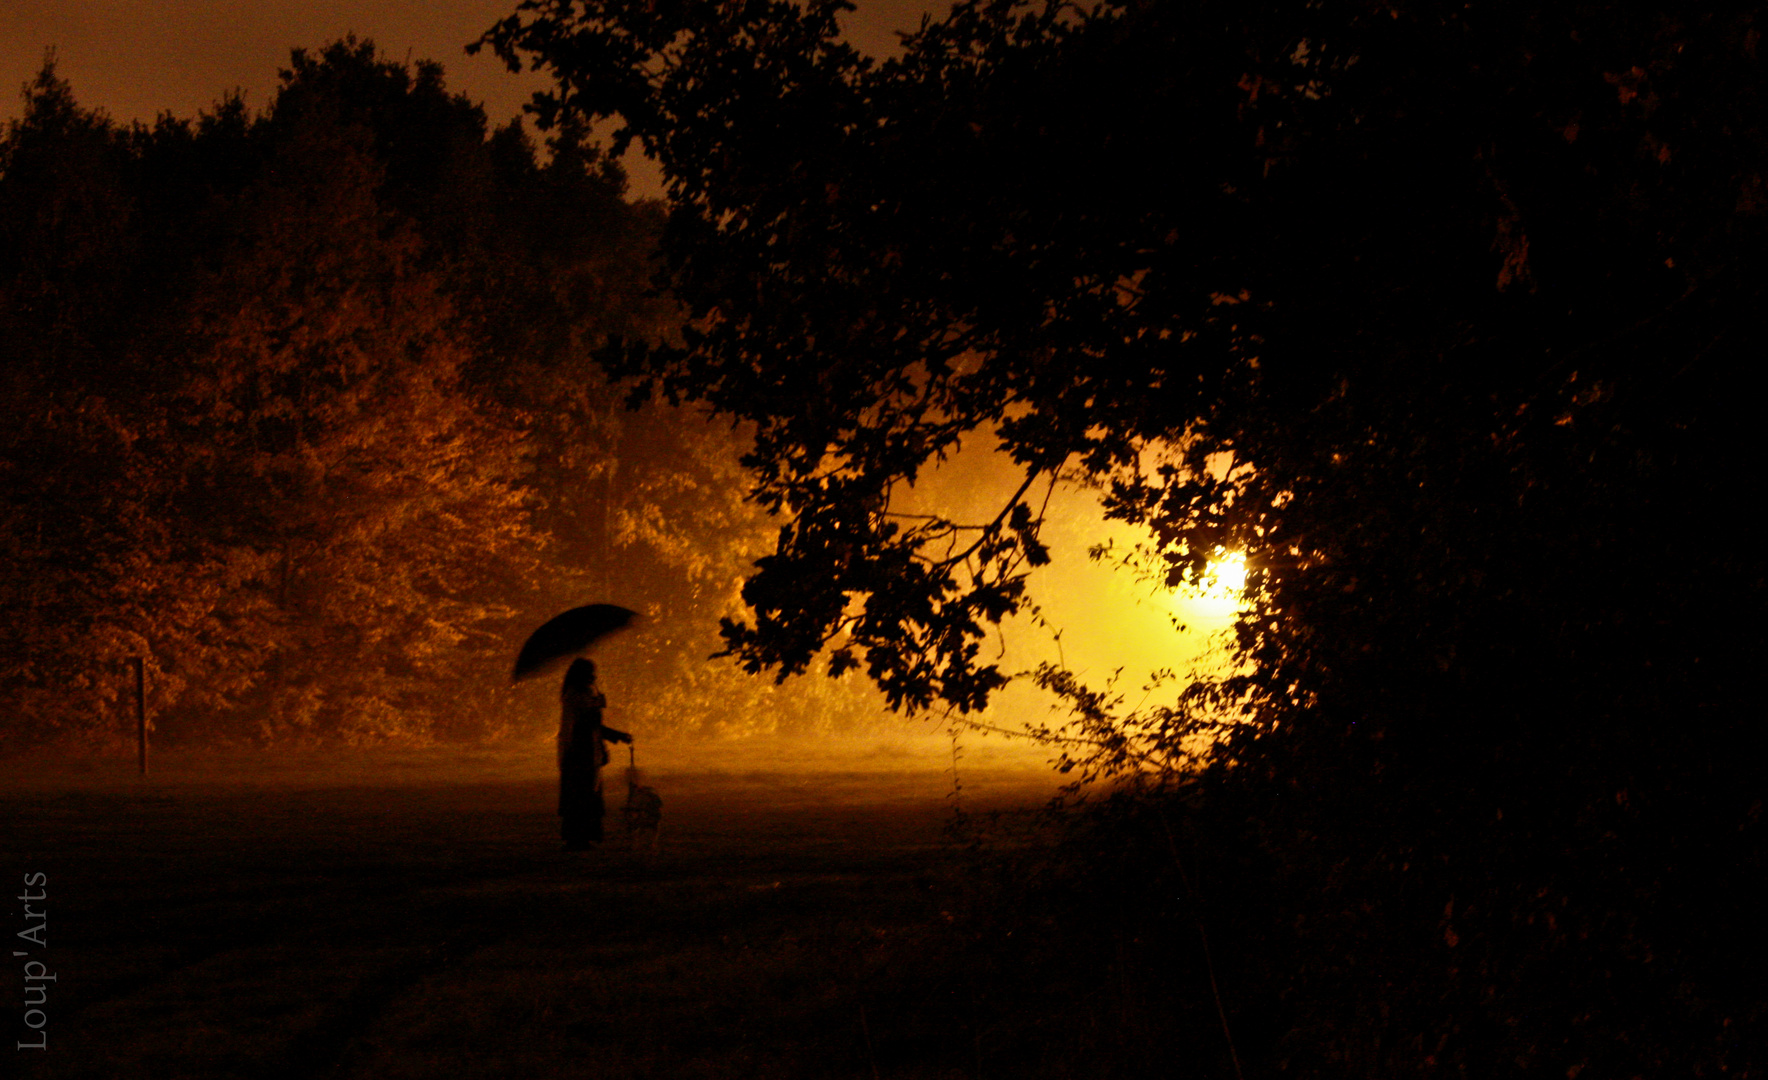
628,743,635,770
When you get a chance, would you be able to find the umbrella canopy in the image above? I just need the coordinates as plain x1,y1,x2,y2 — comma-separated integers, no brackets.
511,603,638,683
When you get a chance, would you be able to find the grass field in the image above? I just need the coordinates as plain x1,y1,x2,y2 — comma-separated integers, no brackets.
1,741,1070,1079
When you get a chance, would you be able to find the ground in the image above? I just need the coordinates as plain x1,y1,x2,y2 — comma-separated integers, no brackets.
0,741,1064,1079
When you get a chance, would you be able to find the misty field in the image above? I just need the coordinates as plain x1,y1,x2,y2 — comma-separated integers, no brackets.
1,742,1068,1080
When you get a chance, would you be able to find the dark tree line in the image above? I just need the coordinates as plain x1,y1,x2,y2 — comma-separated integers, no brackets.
486,0,1764,1074
0,40,883,748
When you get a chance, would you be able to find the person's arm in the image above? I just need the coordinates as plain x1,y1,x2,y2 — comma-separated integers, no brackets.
601,726,632,744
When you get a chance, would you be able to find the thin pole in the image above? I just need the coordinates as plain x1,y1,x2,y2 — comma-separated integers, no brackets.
1159,808,1244,1080
133,656,147,776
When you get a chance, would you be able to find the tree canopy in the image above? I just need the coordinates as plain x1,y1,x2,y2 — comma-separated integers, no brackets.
484,1,1766,1072
1,41,883,747
484,0,1764,713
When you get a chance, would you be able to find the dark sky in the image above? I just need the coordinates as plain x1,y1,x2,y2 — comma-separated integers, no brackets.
1,0,943,199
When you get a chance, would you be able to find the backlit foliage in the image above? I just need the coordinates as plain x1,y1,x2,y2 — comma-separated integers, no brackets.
486,1,1764,1073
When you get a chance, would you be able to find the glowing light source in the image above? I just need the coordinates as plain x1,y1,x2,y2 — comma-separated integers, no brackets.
1175,549,1247,621
1203,551,1247,598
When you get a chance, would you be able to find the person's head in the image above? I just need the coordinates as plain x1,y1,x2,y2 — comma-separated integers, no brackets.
563,658,598,693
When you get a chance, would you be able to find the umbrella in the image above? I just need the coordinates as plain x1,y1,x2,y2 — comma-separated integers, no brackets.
512,603,638,683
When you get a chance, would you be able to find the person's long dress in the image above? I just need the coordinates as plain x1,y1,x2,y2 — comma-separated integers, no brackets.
558,685,609,847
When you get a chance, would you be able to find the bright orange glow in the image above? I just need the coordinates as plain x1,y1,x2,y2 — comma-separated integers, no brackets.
883,439,1258,767
1170,549,1246,623
1203,550,1247,598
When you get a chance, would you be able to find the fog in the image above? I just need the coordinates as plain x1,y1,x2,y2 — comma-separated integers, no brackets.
884,436,1244,746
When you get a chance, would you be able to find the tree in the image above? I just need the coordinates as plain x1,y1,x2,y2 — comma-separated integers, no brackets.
0,51,557,744
484,1,1765,1072
165,102,540,742
0,60,258,746
2,41,874,748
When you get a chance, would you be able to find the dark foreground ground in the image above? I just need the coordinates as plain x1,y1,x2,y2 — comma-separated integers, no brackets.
0,747,1065,1080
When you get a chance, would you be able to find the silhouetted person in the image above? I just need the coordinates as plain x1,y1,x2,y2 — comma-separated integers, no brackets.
558,658,630,849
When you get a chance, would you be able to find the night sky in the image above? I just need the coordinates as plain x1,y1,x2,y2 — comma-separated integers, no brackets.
1,0,942,199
